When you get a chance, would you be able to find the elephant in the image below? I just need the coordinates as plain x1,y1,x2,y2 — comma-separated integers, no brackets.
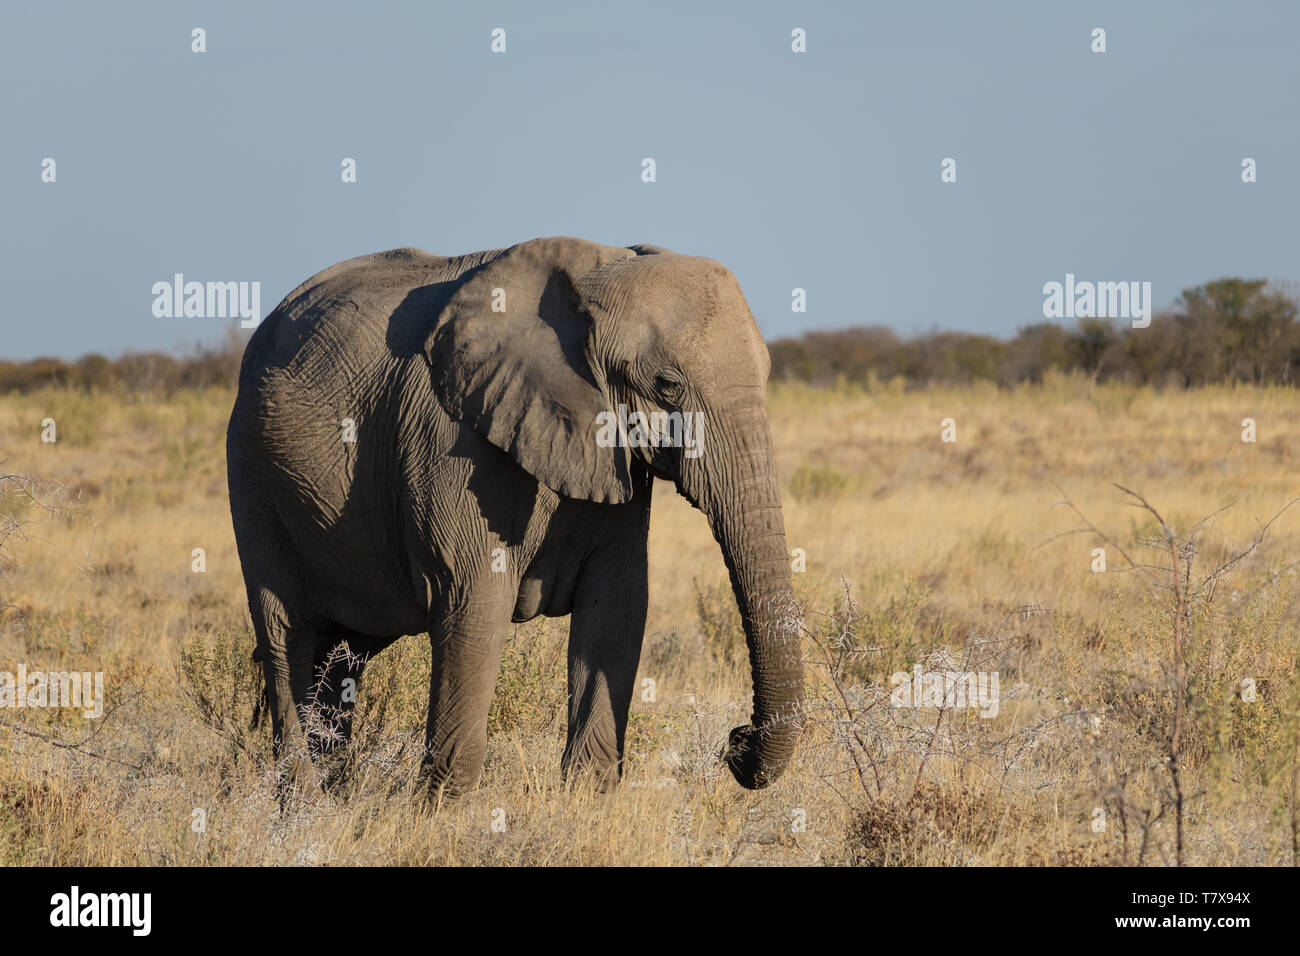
226,235,805,795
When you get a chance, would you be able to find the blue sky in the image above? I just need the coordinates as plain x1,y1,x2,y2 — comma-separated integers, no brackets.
3,0,1297,359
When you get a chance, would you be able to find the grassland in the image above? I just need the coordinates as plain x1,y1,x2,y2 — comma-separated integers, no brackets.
2,372,1299,865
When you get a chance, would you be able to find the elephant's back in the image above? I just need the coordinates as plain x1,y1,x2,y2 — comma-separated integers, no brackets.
235,245,507,403
230,249,473,513
251,248,453,374
281,247,445,308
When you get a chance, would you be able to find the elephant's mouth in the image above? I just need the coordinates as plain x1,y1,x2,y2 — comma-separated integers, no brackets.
643,447,679,484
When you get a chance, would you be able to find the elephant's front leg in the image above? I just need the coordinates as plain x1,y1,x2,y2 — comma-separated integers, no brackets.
561,538,649,790
422,588,514,796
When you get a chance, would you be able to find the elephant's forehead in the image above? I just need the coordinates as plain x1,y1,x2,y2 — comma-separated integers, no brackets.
583,253,769,378
640,259,767,378
626,257,752,332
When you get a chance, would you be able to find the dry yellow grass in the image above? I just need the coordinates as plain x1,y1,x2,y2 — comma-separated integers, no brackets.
2,372,1299,865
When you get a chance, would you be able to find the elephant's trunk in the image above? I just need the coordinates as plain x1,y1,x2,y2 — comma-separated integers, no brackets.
687,400,805,789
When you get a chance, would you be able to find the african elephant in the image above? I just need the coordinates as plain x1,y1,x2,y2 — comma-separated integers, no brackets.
226,236,805,794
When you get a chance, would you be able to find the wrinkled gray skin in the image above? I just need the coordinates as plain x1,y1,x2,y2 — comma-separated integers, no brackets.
227,236,804,794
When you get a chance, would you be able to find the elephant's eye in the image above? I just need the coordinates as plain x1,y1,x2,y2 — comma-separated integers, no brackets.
653,372,685,405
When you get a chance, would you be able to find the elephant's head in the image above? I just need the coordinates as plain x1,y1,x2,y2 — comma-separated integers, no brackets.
426,236,805,789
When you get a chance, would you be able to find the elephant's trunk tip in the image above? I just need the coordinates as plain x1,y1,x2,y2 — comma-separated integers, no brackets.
723,589,807,790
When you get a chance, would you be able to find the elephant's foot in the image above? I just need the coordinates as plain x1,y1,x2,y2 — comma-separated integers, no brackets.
561,718,624,793
417,746,485,801
560,739,623,793
311,746,356,794
274,745,328,812
561,760,622,794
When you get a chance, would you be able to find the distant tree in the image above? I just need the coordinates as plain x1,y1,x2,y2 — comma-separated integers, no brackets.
768,339,815,382
1067,317,1118,378
1179,278,1298,384
74,353,112,390
1001,323,1073,385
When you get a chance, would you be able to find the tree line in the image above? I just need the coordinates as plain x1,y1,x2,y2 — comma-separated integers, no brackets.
0,335,244,394
1,278,1296,394
768,278,1300,388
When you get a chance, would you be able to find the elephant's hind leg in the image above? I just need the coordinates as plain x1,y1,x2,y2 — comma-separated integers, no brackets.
307,630,399,784
247,585,320,796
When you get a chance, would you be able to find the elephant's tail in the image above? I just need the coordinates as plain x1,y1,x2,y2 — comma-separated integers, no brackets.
250,645,269,730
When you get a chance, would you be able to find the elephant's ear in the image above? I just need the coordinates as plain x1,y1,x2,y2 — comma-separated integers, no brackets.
426,237,637,504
